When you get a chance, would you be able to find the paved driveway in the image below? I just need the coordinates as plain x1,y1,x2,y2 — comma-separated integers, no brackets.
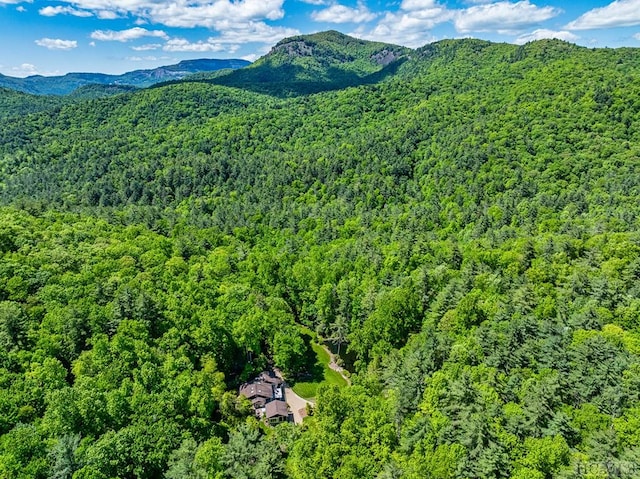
284,386,313,424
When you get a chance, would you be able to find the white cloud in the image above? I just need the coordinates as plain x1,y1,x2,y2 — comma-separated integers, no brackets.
125,55,171,61
58,0,286,29
96,9,121,19
242,44,271,62
26,0,295,57
163,38,228,52
311,2,377,24
35,38,78,50
351,0,565,49
298,0,330,4
352,15,440,47
149,0,285,28
351,0,449,47
0,0,32,4
91,27,168,42
127,56,156,61
400,0,440,11
206,22,299,44
163,23,299,52
16,5,26,11
454,1,560,34
565,0,640,30
635,32,640,40
7,63,61,77
131,43,162,51
11,63,39,77
39,5,92,16
515,29,579,44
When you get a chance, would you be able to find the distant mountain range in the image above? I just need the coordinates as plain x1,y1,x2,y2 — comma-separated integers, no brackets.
0,58,251,96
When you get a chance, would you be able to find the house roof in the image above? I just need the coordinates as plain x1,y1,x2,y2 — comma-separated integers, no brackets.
265,400,289,419
258,371,283,385
239,383,273,400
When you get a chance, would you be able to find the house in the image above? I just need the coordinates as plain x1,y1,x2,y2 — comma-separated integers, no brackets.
238,370,290,424
258,370,282,385
239,382,274,408
265,400,290,424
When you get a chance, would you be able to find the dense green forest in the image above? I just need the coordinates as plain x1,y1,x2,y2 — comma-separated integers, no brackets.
1,31,640,478
0,88,67,121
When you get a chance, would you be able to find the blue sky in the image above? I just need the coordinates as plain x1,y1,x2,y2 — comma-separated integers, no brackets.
1,0,640,76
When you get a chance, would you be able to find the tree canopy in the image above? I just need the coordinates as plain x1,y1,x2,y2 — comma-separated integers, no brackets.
1,32,640,478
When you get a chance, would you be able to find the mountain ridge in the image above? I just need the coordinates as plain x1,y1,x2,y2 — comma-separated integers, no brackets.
0,58,251,96
2,33,639,226
0,33,595,98
211,30,411,95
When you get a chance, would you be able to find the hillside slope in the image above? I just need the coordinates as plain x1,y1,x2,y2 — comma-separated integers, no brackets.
1,33,640,478
0,87,66,119
2,36,639,236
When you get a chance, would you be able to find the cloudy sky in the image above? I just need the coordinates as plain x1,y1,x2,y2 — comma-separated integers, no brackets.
1,0,640,77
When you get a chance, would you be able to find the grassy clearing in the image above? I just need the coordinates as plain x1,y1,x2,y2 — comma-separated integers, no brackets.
291,330,348,400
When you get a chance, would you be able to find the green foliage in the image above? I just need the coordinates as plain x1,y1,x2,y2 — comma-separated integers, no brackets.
0,88,65,119
165,437,204,479
2,32,640,478
291,337,347,400
0,301,29,350
272,326,308,377
288,385,396,478
49,434,81,479
0,423,48,479
222,423,285,479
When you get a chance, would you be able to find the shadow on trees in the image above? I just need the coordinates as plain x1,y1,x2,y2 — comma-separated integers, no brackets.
206,58,409,98
294,331,324,383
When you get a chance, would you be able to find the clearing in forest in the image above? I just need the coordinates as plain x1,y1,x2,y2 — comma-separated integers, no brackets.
290,328,349,400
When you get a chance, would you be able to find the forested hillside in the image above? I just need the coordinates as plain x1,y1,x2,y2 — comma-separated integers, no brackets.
1,33,640,478
0,88,66,120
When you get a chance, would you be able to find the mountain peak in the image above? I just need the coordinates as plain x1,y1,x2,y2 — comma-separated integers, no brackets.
269,30,405,56
268,31,407,66
273,30,365,48
212,31,411,95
